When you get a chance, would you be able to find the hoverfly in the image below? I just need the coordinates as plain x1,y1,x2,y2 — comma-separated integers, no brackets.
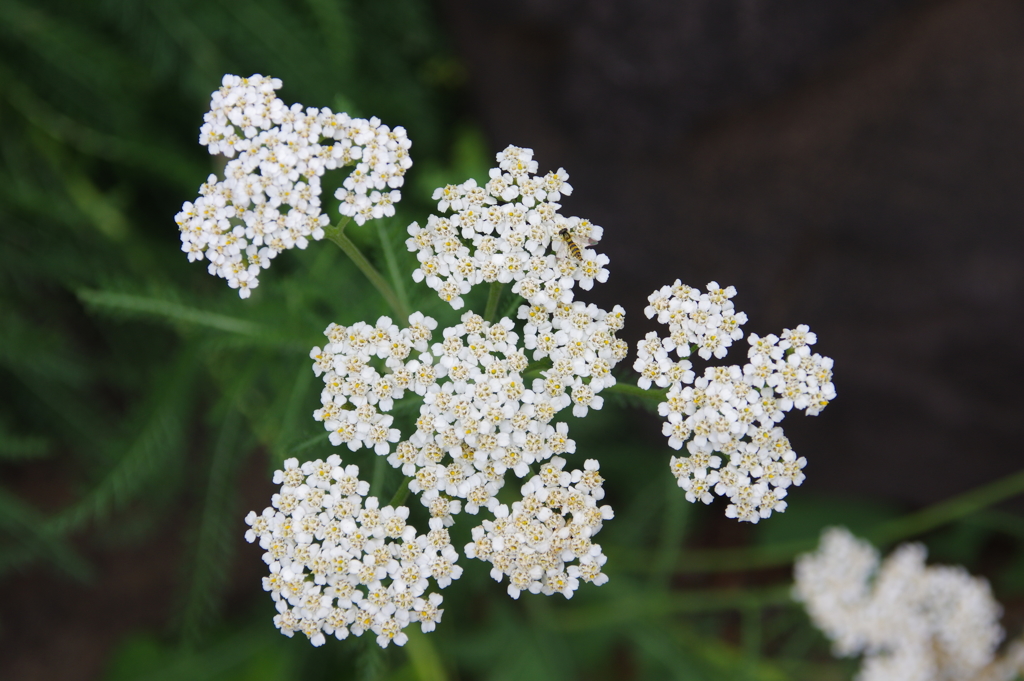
555,227,583,262
550,219,599,270
557,228,581,260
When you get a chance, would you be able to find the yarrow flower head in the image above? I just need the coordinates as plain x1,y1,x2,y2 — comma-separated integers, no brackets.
633,281,835,522
464,457,613,600
519,299,628,418
794,528,1010,681
401,311,575,516
244,456,461,648
175,74,411,297
308,311,618,606
311,304,626,525
405,145,608,311
310,313,438,457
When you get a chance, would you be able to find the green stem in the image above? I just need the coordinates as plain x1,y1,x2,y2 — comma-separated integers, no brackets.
499,290,525,320
868,467,1024,545
606,465,1024,574
369,454,387,500
357,636,385,681
375,219,411,318
554,585,792,631
388,476,411,508
270,364,313,464
650,473,690,588
523,359,552,376
604,541,810,574
404,627,448,681
484,281,503,322
605,381,666,402
323,216,409,325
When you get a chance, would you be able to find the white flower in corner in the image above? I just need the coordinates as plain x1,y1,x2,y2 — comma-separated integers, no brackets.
794,528,1008,681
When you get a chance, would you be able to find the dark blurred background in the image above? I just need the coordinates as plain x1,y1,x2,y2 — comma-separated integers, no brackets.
442,0,1024,506
1,0,1023,679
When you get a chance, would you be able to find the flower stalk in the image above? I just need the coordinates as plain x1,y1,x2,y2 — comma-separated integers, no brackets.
324,216,410,325
483,280,503,322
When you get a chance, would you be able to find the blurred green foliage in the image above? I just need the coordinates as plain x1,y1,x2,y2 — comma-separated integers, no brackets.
0,0,479,656
2,1,1024,679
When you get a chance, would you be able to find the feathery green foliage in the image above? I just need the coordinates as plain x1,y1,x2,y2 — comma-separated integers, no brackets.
49,351,197,535
178,407,246,647
0,0,470,673
78,289,269,337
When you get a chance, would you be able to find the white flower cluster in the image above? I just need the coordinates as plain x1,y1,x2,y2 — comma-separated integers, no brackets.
520,300,629,417
309,313,438,456
244,456,461,649
794,528,1014,681
402,311,584,517
306,308,622,609
641,280,750,362
310,311,585,521
397,313,589,516
465,457,612,599
175,74,411,297
405,145,609,311
634,281,836,522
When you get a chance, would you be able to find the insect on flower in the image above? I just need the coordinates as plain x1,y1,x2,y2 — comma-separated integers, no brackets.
556,227,583,262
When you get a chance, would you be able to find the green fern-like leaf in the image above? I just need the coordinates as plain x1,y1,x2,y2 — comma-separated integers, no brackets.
177,407,246,646
49,351,198,534
77,289,267,336
0,487,91,580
